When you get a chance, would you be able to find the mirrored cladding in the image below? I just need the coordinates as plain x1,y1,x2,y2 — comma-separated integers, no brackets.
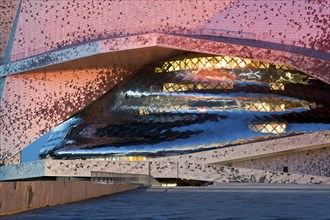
40,54,330,160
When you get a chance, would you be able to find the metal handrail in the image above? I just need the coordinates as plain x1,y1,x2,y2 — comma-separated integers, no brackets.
91,171,161,187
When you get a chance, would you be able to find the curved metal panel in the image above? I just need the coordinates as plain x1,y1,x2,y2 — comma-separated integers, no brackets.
40,55,330,160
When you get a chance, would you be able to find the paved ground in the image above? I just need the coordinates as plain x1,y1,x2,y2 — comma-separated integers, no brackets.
3,184,330,219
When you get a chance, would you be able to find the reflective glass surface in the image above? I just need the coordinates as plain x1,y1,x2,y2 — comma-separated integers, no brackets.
40,55,330,159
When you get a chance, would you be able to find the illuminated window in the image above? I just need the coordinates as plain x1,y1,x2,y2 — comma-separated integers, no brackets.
154,55,310,88
248,121,287,134
40,54,329,160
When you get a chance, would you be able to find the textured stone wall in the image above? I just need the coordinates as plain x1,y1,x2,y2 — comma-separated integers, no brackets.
0,67,130,163
43,159,330,184
152,131,330,171
9,0,329,60
0,181,138,215
230,147,330,177
1,134,329,184
39,132,329,183
3,152,20,165
0,0,20,59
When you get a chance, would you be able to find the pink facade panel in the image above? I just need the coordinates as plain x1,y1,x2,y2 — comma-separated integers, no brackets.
203,0,330,51
10,0,330,60
0,67,130,163
0,0,20,58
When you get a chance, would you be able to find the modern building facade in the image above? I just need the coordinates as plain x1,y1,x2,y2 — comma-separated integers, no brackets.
0,0,329,183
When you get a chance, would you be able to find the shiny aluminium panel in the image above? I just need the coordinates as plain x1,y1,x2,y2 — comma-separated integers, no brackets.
40,55,330,160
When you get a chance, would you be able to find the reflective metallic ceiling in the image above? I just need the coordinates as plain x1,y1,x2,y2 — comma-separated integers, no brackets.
40,54,330,160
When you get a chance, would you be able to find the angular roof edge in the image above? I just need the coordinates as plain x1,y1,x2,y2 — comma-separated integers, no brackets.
1,33,329,83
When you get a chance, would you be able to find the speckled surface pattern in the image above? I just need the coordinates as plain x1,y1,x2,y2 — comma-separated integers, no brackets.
39,132,329,184
230,147,330,177
0,77,5,101
0,41,100,77
150,131,330,170
0,0,19,59
8,0,330,61
0,67,130,164
0,160,45,180
1,34,329,83
1,132,329,183
0,0,329,182
3,152,21,165
42,159,330,184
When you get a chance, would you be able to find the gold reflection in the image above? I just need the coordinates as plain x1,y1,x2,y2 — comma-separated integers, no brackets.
124,96,312,113
246,102,286,112
196,82,234,90
154,56,311,88
162,82,234,92
86,156,147,161
244,100,310,112
270,82,285,90
127,156,147,161
276,72,309,85
249,122,287,134
139,109,150,115
156,56,295,73
163,83,194,92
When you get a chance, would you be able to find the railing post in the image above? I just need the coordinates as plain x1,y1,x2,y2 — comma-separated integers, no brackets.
148,161,152,187
177,161,179,180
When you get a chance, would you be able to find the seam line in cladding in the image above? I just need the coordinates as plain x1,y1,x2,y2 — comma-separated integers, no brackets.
0,41,101,77
1,33,329,78
175,34,330,61
2,0,23,63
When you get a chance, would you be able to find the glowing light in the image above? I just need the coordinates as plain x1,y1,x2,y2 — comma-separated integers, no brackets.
249,122,287,134
155,56,296,74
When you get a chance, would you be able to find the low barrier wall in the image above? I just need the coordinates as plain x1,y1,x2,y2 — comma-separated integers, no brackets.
0,181,139,216
91,171,161,186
